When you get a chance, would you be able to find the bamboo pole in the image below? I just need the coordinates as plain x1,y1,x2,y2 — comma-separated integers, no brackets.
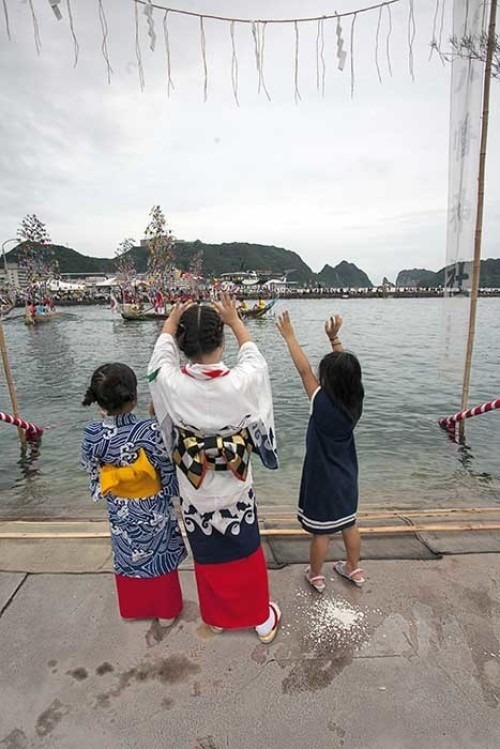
460,0,498,428
0,320,26,446
1,521,500,539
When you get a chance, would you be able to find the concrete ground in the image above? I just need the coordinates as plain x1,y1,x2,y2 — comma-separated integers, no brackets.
1,555,499,749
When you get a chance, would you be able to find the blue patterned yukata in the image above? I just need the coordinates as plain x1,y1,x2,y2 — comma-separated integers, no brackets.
81,413,186,619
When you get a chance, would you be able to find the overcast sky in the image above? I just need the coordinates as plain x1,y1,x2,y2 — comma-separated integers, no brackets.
0,0,498,283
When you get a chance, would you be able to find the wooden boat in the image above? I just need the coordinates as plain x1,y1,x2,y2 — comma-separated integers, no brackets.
239,299,276,320
24,308,58,325
0,303,14,320
119,303,171,322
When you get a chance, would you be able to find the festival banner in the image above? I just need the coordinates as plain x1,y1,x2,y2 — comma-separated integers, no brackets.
441,0,487,381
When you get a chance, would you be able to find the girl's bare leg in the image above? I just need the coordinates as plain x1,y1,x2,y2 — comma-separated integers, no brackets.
309,534,330,578
341,525,363,581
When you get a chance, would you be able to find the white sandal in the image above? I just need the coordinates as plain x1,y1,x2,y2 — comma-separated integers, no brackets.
333,560,365,587
304,566,326,593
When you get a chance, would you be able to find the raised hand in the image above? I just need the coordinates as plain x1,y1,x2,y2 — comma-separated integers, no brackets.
324,314,343,341
213,292,240,327
276,311,296,341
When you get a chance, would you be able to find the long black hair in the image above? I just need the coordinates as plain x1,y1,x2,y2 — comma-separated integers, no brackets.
82,363,137,414
176,304,224,360
318,351,364,423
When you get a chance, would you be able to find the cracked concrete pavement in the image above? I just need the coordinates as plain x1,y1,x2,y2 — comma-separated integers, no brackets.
0,555,499,749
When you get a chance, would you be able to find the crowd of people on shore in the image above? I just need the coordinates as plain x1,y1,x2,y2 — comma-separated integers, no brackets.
81,294,364,643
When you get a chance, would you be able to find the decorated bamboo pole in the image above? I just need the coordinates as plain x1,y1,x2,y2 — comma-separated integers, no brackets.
460,0,498,439
0,321,26,445
440,396,500,438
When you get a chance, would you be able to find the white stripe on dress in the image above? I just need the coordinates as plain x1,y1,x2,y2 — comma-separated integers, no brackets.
297,509,356,530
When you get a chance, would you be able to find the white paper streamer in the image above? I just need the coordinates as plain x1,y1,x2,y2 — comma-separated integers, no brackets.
336,14,347,71
48,0,63,21
2,0,11,40
143,0,156,51
162,9,174,96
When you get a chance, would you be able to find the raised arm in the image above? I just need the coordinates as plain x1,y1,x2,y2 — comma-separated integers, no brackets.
276,311,318,399
213,292,252,348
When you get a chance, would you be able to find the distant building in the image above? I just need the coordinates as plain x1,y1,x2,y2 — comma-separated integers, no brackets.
0,262,28,289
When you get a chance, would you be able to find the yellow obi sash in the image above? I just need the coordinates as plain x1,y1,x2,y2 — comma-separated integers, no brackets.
100,448,161,499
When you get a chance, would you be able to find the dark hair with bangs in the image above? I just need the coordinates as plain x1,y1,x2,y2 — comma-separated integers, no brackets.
318,351,364,423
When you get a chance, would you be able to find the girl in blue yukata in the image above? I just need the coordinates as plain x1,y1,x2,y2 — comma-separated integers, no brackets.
276,312,365,594
81,363,186,626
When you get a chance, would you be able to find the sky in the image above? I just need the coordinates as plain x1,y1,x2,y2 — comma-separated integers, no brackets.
0,0,499,284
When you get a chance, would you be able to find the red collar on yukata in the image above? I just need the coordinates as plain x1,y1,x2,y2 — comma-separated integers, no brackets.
181,363,230,380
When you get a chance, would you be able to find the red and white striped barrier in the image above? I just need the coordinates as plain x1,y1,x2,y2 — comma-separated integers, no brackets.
439,398,500,433
0,411,44,441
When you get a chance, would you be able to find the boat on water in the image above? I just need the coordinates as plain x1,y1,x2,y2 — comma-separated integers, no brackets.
119,302,171,322
239,299,277,320
24,306,58,325
0,303,14,320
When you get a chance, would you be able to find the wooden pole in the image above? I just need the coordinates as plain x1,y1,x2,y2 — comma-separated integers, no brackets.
0,320,26,446
460,0,498,426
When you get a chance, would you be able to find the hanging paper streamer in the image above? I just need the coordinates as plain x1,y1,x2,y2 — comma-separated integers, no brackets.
200,16,208,102
98,0,113,84
7,0,412,101
440,0,485,381
28,0,42,55
66,0,80,67
294,21,301,104
350,13,357,98
386,2,393,75
230,21,239,106
251,21,271,100
135,0,145,89
336,13,347,71
48,0,63,21
143,0,156,51
2,0,11,40
407,0,416,81
163,10,174,96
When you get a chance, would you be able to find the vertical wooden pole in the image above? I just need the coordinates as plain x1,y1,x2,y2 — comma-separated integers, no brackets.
0,320,26,446
460,0,497,425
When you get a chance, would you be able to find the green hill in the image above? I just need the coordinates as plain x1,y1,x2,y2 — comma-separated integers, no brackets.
397,259,500,289
395,268,438,288
6,243,113,274
317,261,373,288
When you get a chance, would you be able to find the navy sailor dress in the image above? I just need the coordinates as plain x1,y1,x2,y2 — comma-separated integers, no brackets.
298,387,359,535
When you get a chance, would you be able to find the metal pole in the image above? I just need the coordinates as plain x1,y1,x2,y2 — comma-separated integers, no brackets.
460,0,498,421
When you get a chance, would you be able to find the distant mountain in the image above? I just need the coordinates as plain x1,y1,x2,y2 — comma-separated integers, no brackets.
10,241,374,286
125,240,316,284
6,243,113,275
317,261,373,288
397,259,500,289
395,268,439,287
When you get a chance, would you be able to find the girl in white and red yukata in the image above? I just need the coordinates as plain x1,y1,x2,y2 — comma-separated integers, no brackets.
148,295,281,643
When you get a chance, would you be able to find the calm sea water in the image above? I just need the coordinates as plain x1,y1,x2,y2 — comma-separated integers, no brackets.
1,298,499,519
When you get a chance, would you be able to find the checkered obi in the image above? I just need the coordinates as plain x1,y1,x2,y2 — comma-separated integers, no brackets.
172,428,253,489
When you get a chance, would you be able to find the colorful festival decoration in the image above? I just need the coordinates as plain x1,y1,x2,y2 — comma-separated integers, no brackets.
144,205,175,289
0,0,426,101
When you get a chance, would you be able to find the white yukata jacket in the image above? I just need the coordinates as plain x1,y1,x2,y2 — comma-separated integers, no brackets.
147,333,278,515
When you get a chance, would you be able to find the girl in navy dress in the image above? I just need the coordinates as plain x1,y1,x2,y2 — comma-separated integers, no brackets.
277,312,365,593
